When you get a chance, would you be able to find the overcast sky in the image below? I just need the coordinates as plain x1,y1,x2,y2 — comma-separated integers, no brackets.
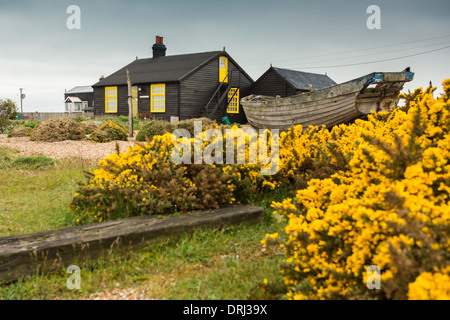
1,0,449,112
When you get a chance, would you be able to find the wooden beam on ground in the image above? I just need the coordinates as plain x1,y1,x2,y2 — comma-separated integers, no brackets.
0,205,264,283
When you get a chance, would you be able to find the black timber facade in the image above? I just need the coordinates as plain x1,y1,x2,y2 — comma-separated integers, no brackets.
179,54,253,124
250,67,337,98
92,48,253,124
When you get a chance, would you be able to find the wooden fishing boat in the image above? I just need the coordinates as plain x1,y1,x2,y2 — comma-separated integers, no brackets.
241,70,414,131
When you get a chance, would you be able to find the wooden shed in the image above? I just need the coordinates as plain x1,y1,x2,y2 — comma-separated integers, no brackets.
250,66,336,98
64,86,94,113
92,36,253,124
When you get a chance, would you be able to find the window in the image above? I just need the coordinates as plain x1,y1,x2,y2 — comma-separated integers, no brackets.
74,102,83,112
151,84,165,113
219,56,228,83
105,87,117,113
132,86,138,117
227,88,239,114
82,101,88,110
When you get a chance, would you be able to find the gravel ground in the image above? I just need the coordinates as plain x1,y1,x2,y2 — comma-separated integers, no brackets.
0,134,137,162
82,286,153,300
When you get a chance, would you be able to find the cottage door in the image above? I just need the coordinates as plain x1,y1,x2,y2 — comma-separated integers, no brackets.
132,86,138,117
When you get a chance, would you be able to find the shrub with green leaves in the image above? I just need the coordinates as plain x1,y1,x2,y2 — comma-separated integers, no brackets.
90,121,128,143
118,115,129,122
74,116,85,122
31,118,85,142
23,121,38,129
0,99,17,133
136,120,175,142
174,118,218,137
118,115,142,130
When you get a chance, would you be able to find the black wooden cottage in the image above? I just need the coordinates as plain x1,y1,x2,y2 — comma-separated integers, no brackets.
92,36,253,124
250,66,336,98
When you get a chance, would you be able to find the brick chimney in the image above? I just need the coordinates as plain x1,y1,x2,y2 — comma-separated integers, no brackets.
152,36,166,58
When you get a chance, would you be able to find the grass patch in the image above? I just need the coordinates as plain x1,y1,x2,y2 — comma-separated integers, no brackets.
0,222,286,300
0,155,96,237
0,145,20,167
9,156,57,170
0,146,57,170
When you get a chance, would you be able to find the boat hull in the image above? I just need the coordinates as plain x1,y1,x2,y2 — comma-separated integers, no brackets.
241,72,414,131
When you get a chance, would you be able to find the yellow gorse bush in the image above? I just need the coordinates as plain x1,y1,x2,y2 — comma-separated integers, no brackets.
407,266,450,300
90,121,128,143
269,80,450,300
70,125,279,224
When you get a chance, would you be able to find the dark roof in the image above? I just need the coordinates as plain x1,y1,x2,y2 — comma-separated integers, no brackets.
272,67,336,91
93,51,225,87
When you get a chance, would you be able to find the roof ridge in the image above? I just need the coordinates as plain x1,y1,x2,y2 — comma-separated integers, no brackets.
93,51,225,87
273,66,330,76
134,50,223,62
271,66,336,91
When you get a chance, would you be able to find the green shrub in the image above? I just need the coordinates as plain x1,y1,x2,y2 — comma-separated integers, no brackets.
133,118,142,131
31,118,85,142
74,116,85,122
118,116,142,130
118,115,128,122
90,121,128,143
0,99,17,133
10,120,25,127
174,118,218,137
7,126,32,138
135,118,219,142
136,120,175,142
23,121,38,129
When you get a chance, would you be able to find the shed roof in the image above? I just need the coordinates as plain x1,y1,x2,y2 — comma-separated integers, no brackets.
65,96,82,103
66,86,93,94
93,51,249,87
272,67,336,91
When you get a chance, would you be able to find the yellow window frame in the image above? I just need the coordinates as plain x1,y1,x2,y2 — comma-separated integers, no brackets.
151,83,165,113
132,86,138,117
227,88,239,114
105,86,117,113
219,56,228,83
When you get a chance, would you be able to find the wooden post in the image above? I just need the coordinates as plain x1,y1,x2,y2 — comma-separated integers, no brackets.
126,69,133,138
19,88,23,114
